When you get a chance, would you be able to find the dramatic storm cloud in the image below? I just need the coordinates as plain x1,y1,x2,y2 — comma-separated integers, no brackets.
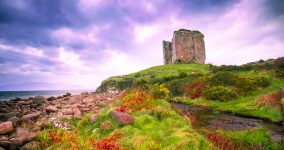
0,0,283,90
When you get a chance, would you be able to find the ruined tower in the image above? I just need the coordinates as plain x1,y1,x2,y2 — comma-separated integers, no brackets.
163,29,206,64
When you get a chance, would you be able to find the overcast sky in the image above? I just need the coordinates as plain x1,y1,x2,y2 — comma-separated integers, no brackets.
0,0,283,90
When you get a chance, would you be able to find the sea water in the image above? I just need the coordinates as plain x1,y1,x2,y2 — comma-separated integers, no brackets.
0,90,93,101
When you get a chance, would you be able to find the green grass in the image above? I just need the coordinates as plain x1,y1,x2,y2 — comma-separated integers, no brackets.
176,78,284,122
43,100,212,150
217,128,284,149
99,63,284,121
97,64,210,92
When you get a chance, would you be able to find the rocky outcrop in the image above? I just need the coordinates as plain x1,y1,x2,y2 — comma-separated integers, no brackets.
163,29,206,64
111,111,134,126
0,92,123,149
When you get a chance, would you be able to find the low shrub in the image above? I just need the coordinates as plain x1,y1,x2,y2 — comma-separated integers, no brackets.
122,92,154,112
178,71,188,78
149,84,170,99
255,77,270,87
203,86,237,101
208,72,238,86
235,76,270,91
184,82,203,99
91,132,125,150
210,65,253,73
235,76,256,91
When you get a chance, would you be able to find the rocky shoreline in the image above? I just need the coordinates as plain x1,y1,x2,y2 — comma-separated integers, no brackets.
0,91,122,150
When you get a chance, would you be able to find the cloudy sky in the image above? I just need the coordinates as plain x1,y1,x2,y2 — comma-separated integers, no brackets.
0,0,283,90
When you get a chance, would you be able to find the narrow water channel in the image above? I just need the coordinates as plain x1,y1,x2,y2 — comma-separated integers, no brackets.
171,102,284,141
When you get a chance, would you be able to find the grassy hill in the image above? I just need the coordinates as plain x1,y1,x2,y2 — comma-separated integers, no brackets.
97,57,284,122
39,57,284,149
96,63,210,92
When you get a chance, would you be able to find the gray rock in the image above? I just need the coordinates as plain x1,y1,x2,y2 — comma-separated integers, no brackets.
20,141,39,150
0,122,13,135
111,111,134,126
45,105,57,113
90,114,98,123
100,120,112,130
20,112,41,121
8,116,20,124
11,128,39,146
32,96,48,105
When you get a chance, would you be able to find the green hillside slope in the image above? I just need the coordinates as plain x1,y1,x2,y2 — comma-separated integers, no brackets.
97,57,284,121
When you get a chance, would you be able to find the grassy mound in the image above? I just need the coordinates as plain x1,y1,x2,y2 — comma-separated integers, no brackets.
40,99,211,150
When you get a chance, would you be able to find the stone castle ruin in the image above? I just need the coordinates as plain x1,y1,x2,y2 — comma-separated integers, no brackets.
163,29,206,64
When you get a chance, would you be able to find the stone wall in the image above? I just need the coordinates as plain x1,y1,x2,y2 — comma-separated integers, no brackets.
163,40,173,64
163,29,206,64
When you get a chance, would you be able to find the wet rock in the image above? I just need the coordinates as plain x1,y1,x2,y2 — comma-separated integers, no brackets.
20,141,39,150
0,122,13,135
32,96,48,105
0,112,17,122
62,109,74,115
0,140,11,148
11,128,39,146
47,96,56,101
45,105,57,113
90,114,98,123
20,112,41,121
100,120,112,130
19,119,35,129
8,116,20,124
111,111,134,126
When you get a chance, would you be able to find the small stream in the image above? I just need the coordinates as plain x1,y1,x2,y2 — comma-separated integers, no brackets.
171,102,284,141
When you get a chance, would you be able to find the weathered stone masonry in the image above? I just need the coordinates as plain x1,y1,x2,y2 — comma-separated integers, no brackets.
163,29,206,64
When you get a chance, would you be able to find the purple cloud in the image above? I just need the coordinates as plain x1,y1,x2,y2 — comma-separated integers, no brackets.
0,0,283,90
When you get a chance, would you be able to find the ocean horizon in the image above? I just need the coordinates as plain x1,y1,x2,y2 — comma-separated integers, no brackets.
0,89,94,101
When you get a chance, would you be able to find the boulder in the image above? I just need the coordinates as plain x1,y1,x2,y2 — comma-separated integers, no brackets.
0,136,11,148
32,96,48,105
0,112,17,122
111,111,134,126
19,119,35,129
90,114,98,123
0,140,11,148
20,112,41,121
0,122,13,135
45,105,57,113
8,116,20,124
11,128,39,146
62,109,74,115
72,109,82,119
47,96,56,101
100,120,112,130
20,141,39,150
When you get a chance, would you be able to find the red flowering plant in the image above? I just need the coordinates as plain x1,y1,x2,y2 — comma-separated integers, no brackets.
116,91,154,113
89,132,126,150
184,81,203,100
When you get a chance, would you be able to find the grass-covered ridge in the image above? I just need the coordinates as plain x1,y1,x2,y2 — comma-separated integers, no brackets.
40,95,211,149
97,57,284,121
96,63,210,92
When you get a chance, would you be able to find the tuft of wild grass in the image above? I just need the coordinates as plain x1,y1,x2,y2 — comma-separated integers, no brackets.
254,91,281,108
217,128,284,149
